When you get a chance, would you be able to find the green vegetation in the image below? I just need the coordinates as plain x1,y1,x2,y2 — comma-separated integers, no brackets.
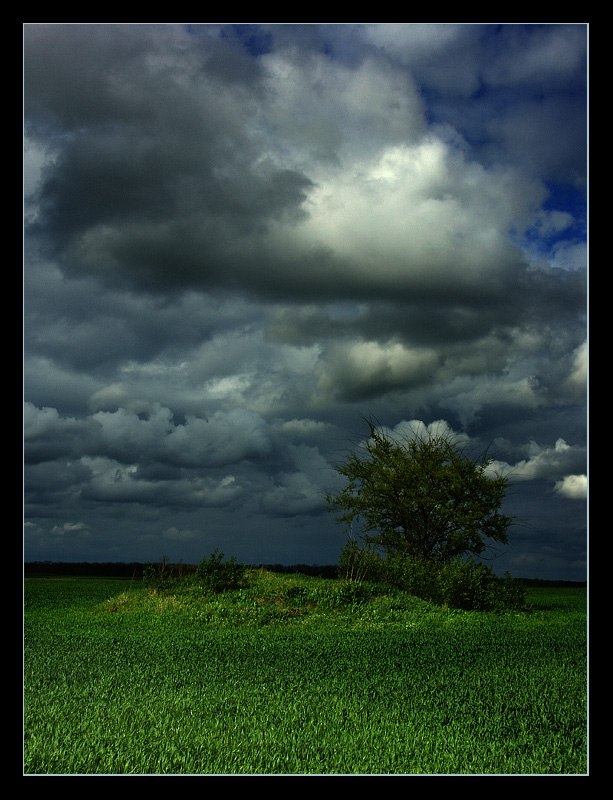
23,566,587,775
143,549,247,595
339,542,527,611
327,420,528,614
326,420,513,564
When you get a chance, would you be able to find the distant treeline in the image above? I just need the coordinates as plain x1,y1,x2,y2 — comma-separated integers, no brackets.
518,578,587,588
23,561,340,579
23,561,586,586
24,561,152,578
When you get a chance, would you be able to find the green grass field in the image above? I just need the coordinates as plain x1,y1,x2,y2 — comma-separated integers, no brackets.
23,571,588,775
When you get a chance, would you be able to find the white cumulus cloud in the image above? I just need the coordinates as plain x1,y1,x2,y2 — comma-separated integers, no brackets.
554,474,587,500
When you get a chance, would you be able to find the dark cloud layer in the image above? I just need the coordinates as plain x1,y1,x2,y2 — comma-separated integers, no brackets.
23,24,587,580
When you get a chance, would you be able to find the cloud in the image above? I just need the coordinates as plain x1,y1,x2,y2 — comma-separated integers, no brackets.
315,339,440,402
50,522,90,537
482,24,586,88
88,383,153,415
79,456,244,509
23,24,587,579
261,444,333,517
489,438,587,485
162,527,200,542
390,418,470,445
261,471,325,517
294,137,543,302
25,401,272,470
25,23,562,318
554,474,588,500
564,341,588,397
360,23,482,95
273,418,334,440
24,402,90,462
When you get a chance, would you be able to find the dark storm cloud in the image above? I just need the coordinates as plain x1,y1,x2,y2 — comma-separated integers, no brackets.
24,401,271,469
25,23,315,296
23,23,587,579
24,24,585,322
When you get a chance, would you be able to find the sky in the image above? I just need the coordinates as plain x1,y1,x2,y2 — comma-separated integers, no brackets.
23,23,588,580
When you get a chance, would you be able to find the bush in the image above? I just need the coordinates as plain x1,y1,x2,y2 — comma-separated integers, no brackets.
344,547,527,612
438,558,527,611
437,557,492,611
196,549,246,593
384,554,442,603
338,539,384,583
492,571,527,611
318,580,378,609
143,560,178,594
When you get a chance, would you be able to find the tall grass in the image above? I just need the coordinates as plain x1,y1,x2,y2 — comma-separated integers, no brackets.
23,572,587,775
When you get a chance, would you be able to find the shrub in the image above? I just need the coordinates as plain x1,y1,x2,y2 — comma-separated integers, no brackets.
492,571,527,611
437,557,492,611
338,539,384,583
321,581,371,608
196,549,246,593
368,552,527,612
384,554,442,603
143,560,178,594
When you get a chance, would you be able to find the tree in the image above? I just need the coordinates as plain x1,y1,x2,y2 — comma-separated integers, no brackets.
326,420,513,564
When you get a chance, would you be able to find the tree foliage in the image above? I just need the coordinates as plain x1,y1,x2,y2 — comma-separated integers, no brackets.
326,420,513,564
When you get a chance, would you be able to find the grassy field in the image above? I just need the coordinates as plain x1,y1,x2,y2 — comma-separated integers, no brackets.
23,570,588,775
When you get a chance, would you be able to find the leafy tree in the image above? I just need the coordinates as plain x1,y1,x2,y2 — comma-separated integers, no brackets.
326,420,513,565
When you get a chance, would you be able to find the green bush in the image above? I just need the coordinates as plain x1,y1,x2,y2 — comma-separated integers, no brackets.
196,549,246,593
339,539,385,583
143,560,178,593
318,580,373,609
438,558,527,611
384,554,442,603
345,548,527,612
492,571,528,611
437,557,492,610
